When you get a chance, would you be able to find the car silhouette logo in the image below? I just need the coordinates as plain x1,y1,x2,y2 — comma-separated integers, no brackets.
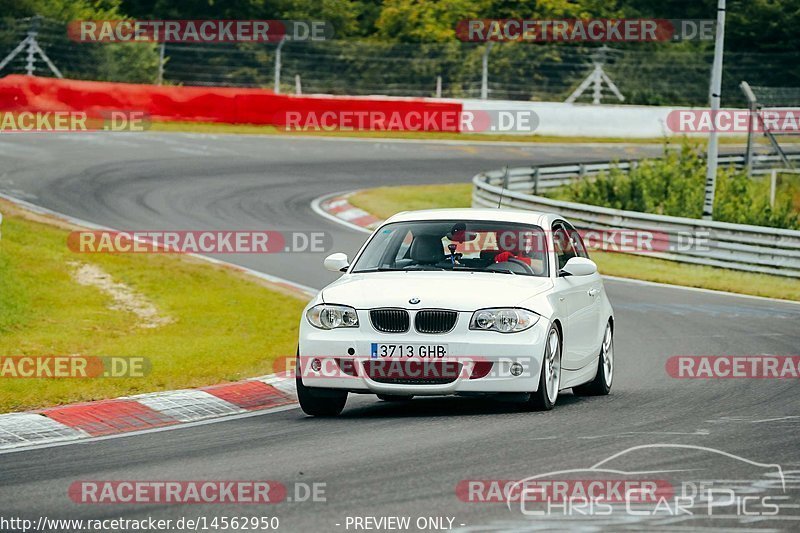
409,297,421,304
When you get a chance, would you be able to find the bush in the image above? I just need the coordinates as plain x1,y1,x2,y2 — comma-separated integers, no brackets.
549,142,800,230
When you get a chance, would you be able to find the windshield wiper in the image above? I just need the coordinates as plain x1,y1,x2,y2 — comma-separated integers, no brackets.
403,265,445,271
482,268,515,275
450,265,515,275
354,266,446,273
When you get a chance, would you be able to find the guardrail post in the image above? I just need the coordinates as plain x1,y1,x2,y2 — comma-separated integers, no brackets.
579,164,586,179
274,36,286,94
740,81,757,176
533,167,540,195
156,42,166,85
481,42,493,99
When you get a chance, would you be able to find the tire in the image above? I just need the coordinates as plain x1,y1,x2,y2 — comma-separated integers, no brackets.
377,394,414,402
527,324,561,411
296,355,347,416
573,321,613,397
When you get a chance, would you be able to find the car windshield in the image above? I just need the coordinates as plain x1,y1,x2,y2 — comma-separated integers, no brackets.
351,220,549,277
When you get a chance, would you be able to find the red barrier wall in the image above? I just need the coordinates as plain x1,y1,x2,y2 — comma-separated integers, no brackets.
0,75,463,131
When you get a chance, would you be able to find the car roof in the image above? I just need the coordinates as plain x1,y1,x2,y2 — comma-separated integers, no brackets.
383,208,559,227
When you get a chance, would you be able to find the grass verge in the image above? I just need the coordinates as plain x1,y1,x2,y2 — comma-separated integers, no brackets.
347,184,800,302
0,199,307,412
149,121,763,145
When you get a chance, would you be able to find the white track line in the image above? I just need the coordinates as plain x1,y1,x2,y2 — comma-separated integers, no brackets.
310,191,372,234
159,131,690,149
0,403,300,456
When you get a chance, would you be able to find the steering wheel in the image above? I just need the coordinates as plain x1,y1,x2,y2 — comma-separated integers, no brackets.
507,257,536,275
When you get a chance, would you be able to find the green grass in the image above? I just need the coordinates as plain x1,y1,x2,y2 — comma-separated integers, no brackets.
349,184,473,219
149,121,765,145
0,200,307,412
347,184,800,302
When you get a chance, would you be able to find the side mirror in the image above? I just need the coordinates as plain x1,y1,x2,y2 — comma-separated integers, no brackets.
560,257,597,277
324,252,349,273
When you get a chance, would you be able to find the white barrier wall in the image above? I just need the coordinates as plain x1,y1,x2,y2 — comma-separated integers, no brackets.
460,99,745,138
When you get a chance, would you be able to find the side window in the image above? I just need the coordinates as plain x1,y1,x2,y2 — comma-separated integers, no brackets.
552,222,577,272
564,222,589,259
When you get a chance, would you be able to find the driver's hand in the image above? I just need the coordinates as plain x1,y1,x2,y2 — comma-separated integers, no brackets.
495,251,513,263
495,251,532,265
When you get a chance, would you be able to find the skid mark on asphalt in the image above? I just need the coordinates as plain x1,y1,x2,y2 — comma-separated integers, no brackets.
579,430,711,440
751,416,800,424
708,415,800,426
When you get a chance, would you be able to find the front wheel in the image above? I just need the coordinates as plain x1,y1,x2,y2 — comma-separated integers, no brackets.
527,324,561,411
573,321,613,396
296,366,347,416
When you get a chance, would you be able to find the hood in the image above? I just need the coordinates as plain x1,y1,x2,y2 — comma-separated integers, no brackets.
321,271,552,311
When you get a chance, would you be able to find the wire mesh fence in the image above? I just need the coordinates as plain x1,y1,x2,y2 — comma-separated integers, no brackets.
1,17,799,106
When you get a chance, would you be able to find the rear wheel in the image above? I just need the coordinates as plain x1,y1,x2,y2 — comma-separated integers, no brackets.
296,355,347,416
573,321,613,396
377,394,414,402
527,324,561,411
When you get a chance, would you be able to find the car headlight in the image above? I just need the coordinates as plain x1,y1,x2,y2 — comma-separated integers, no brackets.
306,304,359,330
469,308,539,333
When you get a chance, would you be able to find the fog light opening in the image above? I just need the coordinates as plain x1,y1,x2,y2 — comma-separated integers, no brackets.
510,363,524,376
311,358,322,372
469,361,494,380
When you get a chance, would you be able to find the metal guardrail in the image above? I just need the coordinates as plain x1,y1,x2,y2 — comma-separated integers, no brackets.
478,154,800,195
472,155,800,278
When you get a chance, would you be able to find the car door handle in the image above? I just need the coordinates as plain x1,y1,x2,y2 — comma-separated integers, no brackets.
588,288,600,297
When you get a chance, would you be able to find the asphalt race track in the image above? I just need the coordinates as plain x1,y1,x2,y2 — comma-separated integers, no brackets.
1,133,799,531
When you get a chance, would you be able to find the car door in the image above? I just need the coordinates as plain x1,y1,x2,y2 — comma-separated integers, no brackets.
551,221,601,370
565,221,605,363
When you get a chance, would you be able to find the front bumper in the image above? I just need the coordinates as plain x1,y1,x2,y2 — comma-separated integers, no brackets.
298,310,549,395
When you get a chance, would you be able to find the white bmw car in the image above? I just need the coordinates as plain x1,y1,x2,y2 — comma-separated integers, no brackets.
297,208,614,416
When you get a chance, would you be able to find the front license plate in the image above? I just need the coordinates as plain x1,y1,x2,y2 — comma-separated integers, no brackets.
371,343,448,359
